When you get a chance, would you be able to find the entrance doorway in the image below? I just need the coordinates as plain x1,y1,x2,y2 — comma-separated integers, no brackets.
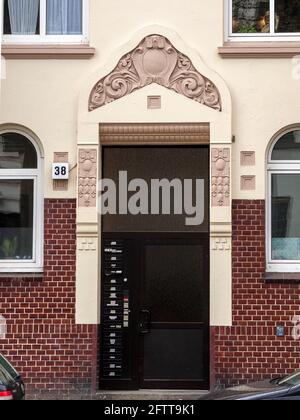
100,146,210,390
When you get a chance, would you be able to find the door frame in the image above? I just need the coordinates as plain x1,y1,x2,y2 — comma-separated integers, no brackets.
76,28,233,390
138,234,210,390
99,144,210,390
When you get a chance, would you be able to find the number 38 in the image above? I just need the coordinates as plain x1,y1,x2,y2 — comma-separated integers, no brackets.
52,163,69,179
54,166,67,176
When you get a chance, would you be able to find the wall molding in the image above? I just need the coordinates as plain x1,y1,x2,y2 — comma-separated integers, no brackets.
219,42,300,58
99,123,210,144
2,44,95,59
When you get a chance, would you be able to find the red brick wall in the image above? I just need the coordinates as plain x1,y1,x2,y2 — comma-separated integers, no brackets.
0,199,98,397
3,198,300,393
215,200,300,387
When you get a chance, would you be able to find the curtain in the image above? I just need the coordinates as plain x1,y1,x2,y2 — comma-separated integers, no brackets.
8,0,39,35
233,0,261,24
47,0,82,35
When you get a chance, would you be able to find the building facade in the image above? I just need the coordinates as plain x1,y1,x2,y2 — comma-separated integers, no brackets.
1,0,300,395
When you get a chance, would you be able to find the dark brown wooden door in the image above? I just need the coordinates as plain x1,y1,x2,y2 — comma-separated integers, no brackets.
100,146,209,390
139,236,209,389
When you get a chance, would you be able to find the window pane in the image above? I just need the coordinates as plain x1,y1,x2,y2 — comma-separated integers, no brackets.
46,0,83,35
4,0,40,35
0,133,37,169
272,174,300,260
0,180,34,260
272,130,300,160
275,0,300,33
232,0,271,33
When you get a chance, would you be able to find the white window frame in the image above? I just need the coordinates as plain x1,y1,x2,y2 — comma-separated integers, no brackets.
226,0,300,42
267,128,300,273
0,0,89,44
0,129,44,273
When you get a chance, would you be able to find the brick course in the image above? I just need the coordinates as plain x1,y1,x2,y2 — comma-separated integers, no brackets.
215,200,300,387
2,198,300,394
0,199,98,397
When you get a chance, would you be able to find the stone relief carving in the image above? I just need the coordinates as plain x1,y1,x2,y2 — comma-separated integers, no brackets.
211,238,231,251
89,35,222,112
211,148,230,207
78,237,97,252
78,149,97,208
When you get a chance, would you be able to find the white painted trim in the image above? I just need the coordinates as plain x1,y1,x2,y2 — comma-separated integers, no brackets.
267,126,300,272
0,125,45,158
0,129,44,273
267,127,300,164
40,0,47,38
1,0,89,45
226,0,300,42
270,0,276,35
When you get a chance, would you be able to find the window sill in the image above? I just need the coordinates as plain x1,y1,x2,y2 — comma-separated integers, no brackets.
264,272,300,284
218,42,300,58
1,44,95,59
0,273,44,282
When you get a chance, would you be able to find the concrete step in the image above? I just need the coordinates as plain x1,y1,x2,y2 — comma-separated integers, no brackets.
95,390,208,400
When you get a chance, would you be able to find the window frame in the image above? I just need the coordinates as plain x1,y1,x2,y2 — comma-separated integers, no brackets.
0,129,44,273
0,0,89,45
226,0,300,42
267,127,300,273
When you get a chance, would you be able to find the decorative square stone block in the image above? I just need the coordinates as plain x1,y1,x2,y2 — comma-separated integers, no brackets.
241,151,255,166
241,175,256,191
147,96,161,109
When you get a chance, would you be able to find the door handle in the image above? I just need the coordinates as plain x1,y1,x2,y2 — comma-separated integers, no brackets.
139,310,151,334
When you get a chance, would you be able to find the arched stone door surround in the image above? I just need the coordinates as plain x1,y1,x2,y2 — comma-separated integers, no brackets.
76,25,233,329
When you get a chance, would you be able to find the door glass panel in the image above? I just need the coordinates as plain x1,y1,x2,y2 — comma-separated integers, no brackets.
102,147,209,233
143,329,205,380
144,244,207,323
272,174,300,260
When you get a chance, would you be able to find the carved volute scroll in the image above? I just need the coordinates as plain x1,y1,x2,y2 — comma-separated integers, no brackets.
211,148,230,207
89,35,222,112
78,149,97,208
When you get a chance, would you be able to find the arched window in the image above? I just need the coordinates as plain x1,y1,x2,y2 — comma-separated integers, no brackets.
0,130,43,272
267,127,300,272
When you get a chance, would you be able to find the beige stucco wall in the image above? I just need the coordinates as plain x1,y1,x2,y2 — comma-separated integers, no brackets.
1,0,299,197
1,0,300,325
